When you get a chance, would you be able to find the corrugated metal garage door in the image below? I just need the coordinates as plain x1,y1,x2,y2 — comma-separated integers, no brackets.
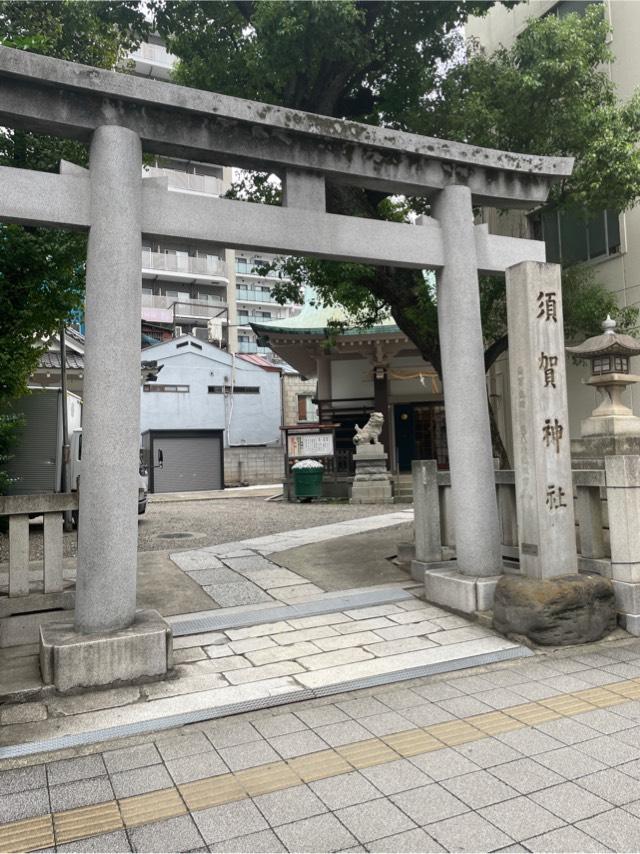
153,435,222,492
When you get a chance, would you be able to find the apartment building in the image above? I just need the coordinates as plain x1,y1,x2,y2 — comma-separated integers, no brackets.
466,0,640,453
131,38,301,359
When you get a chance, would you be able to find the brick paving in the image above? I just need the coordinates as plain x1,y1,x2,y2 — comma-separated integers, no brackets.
3,642,640,851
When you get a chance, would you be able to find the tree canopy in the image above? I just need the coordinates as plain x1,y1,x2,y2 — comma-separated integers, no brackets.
0,0,150,402
155,0,640,371
0,0,149,491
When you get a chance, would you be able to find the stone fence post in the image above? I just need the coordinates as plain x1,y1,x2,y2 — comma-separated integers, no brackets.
605,455,640,634
412,460,442,566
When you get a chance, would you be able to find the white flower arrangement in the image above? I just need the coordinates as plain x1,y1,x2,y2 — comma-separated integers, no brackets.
291,459,324,469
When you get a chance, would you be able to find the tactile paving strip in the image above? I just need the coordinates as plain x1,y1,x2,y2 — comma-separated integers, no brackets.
169,586,415,636
4,674,640,849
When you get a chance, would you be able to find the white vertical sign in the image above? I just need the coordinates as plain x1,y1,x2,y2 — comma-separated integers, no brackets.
506,261,577,579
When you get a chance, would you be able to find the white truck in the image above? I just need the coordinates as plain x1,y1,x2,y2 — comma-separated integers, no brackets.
4,388,147,514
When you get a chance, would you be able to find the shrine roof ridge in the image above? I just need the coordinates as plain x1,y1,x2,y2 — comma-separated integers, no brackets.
0,46,573,193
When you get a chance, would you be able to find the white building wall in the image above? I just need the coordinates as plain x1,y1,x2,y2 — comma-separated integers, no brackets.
140,339,282,445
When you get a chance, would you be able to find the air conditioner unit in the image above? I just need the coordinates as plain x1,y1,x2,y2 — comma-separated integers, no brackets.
174,325,183,337
207,317,223,346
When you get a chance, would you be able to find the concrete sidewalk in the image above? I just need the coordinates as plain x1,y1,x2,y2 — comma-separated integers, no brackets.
3,640,640,852
149,485,282,503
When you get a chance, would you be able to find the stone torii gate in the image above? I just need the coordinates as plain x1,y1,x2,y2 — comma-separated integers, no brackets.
0,46,572,691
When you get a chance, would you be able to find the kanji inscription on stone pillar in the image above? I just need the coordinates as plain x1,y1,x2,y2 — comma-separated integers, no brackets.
506,261,577,579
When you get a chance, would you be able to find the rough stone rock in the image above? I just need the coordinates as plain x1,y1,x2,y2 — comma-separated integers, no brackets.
493,574,616,646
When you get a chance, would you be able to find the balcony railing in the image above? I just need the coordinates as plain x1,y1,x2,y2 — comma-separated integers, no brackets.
173,300,226,320
142,293,226,316
236,265,285,279
144,166,224,196
237,341,270,354
130,42,176,68
236,289,280,304
142,250,227,278
237,312,286,325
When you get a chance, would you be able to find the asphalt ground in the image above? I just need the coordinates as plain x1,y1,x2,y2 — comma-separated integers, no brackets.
0,496,406,562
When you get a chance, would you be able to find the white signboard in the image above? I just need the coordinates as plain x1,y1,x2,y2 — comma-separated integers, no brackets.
288,432,334,458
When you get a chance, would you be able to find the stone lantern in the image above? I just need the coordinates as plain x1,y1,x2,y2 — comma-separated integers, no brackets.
568,316,640,463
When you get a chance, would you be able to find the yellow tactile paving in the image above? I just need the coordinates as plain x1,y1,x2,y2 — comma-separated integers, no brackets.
382,728,442,757
0,814,54,853
504,702,562,725
573,687,627,707
119,787,186,828
53,801,123,845
539,695,597,716
235,761,301,796
5,664,640,849
466,711,525,736
179,773,245,810
287,749,352,782
426,720,482,745
335,738,399,768
608,679,640,699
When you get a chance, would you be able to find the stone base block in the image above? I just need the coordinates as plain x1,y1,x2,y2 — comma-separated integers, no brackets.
619,613,640,636
493,575,616,646
350,482,393,504
40,609,173,693
423,566,502,614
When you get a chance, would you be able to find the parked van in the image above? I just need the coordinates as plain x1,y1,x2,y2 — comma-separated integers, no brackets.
4,388,147,514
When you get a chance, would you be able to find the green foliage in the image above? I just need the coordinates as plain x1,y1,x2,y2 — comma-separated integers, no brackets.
155,0,490,122
0,413,24,495
154,0,640,377
0,0,148,492
561,264,639,343
426,5,640,216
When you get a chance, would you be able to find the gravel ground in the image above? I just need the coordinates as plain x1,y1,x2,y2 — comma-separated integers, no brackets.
0,496,407,562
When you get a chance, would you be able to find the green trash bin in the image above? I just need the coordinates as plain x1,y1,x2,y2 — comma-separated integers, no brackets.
292,460,324,501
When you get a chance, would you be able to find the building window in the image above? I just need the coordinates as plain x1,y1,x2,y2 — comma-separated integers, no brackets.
532,208,620,265
208,385,260,394
543,1,601,19
297,395,318,422
143,384,189,392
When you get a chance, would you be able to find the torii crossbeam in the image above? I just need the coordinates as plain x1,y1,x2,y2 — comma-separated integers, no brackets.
0,46,572,690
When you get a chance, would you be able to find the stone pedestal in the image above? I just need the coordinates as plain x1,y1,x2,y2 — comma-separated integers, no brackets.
423,561,503,614
40,609,172,693
350,445,393,504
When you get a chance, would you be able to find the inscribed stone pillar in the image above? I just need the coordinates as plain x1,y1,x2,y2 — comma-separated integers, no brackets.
75,125,142,633
431,184,502,576
506,261,577,578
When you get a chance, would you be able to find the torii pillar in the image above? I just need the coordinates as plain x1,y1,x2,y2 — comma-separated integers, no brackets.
40,127,172,693
423,184,503,614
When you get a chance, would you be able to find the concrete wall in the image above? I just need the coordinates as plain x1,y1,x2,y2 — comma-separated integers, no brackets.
224,446,284,485
139,337,282,445
330,358,374,400
282,374,317,425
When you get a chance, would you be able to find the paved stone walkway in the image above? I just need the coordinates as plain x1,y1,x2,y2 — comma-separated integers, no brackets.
170,510,415,606
3,640,640,851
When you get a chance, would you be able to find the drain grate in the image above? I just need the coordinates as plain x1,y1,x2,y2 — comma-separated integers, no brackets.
0,644,532,760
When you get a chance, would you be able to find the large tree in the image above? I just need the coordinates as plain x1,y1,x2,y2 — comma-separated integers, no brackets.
154,0,640,371
0,1,149,491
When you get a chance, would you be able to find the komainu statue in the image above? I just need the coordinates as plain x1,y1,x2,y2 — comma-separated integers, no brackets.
353,411,384,445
